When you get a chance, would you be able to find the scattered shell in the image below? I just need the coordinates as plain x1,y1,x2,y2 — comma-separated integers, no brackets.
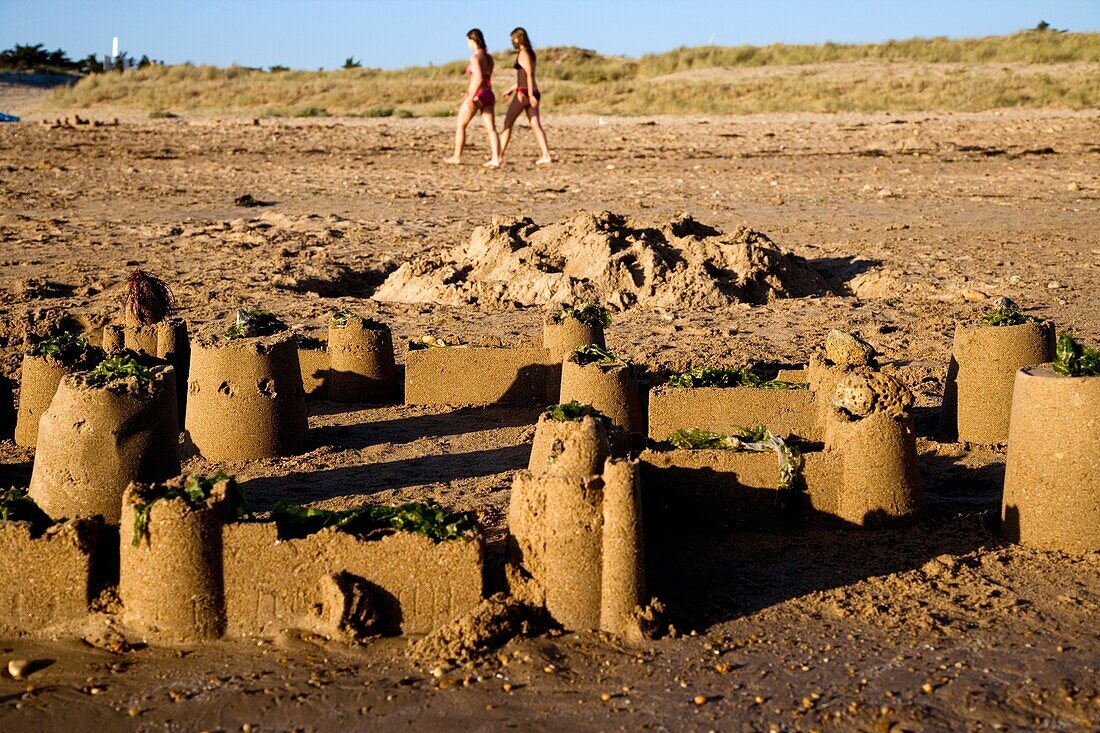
7,659,29,679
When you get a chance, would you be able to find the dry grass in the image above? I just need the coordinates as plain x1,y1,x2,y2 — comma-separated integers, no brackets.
43,31,1100,116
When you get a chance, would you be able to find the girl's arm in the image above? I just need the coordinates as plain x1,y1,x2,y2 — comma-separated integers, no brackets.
520,51,539,106
467,55,484,97
501,85,517,98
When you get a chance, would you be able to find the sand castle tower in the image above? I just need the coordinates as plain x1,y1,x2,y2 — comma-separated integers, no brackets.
103,270,192,420
528,406,611,475
542,305,609,363
508,436,647,640
184,317,308,462
14,333,105,447
29,358,180,523
120,475,234,641
826,370,922,528
1001,362,1100,553
325,311,397,403
941,303,1055,444
559,348,643,434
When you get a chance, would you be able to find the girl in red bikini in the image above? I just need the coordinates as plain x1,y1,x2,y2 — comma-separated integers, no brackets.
444,28,502,167
500,27,552,165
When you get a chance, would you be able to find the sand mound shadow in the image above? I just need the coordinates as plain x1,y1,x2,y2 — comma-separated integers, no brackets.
372,211,830,309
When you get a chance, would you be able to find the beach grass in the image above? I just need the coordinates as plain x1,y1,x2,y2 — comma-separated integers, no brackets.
42,31,1100,115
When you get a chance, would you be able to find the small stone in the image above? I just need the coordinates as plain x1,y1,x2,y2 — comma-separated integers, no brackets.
693,695,708,705
960,289,988,302
128,707,141,717
1067,181,1080,192
1047,281,1063,289
921,683,934,694
600,692,612,702
825,329,875,366
502,682,513,692
543,665,556,674
7,660,29,679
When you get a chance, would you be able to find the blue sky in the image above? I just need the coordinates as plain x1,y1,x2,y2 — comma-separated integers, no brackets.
2,0,1097,69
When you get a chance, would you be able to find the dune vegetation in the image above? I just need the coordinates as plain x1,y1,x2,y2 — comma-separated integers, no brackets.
43,31,1100,116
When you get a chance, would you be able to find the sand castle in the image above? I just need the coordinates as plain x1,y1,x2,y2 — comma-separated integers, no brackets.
184,326,308,462
508,452,647,640
326,311,397,403
1001,335,1100,553
29,358,180,522
14,332,105,447
103,317,190,418
404,339,556,406
942,301,1055,444
559,346,643,434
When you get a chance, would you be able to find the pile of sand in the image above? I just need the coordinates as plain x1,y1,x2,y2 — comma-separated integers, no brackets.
372,212,828,309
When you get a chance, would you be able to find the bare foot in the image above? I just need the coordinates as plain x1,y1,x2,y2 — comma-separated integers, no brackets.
443,156,462,165
483,159,502,168
535,156,553,165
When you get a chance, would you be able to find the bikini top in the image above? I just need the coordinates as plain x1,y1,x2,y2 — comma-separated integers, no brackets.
466,52,492,87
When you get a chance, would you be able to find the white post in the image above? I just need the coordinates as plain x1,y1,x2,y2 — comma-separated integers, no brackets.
112,36,119,59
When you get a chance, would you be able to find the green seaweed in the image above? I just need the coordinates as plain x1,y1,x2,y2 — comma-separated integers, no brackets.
667,366,806,390
544,400,604,422
27,331,103,366
330,308,353,328
668,425,804,493
83,353,154,388
572,344,620,365
223,308,288,340
1052,333,1100,377
270,501,479,542
979,301,1039,327
0,487,52,528
554,304,612,328
131,472,250,547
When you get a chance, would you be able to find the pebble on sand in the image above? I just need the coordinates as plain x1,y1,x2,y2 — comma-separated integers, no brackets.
7,659,29,679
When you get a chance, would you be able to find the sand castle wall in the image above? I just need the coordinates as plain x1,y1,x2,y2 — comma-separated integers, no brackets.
222,522,485,637
0,517,100,635
639,448,840,527
184,332,308,461
542,471,605,630
14,354,70,447
327,318,397,403
119,481,230,642
29,366,180,523
828,411,923,528
528,414,610,474
404,346,556,406
559,359,643,434
1002,366,1100,553
941,321,1055,444
298,345,330,397
647,385,819,442
542,318,605,363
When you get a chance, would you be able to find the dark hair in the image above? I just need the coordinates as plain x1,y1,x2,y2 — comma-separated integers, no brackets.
467,28,487,50
511,27,534,59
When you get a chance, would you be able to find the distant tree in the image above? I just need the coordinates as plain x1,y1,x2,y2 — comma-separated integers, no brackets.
80,53,103,74
343,56,362,69
138,54,152,69
0,42,80,71
269,65,290,73
1032,20,1067,33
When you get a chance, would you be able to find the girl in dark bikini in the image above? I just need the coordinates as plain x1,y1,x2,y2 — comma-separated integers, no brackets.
500,27,552,165
444,28,502,167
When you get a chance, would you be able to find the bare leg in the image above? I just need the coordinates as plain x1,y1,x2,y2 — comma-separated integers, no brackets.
444,100,475,164
499,96,526,159
481,107,502,167
528,106,552,164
